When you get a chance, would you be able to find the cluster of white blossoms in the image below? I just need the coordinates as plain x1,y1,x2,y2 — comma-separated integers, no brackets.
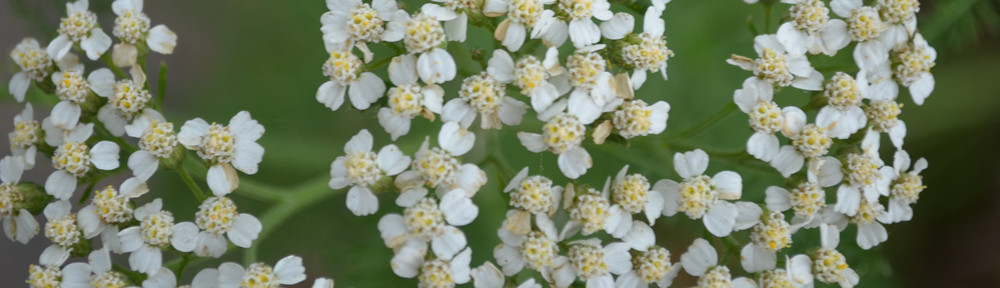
314,0,933,287
6,1,334,287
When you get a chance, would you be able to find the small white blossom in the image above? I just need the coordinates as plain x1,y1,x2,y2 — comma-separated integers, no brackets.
172,196,262,258
563,239,632,288
0,156,40,243
76,177,148,253
812,224,859,287
47,0,112,61
329,129,411,216
830,0,891,71
178,111,265,196
110,0,178,67
494,212,560,275
119,199,189,274
517,111,593,179
61,248,130,288
43,123,120,200
777,0,851,56
48,56,115,131
395,138,486,195
9,38,54,102
378,54,444,140
734,77,807,162
97,67,160,137
615,245,680,288
442,68,528,129
218,255,307,288
127,110,179,181
680,238,755,288
659,149,759,237
39,201,80,267
891,33,936,105
321,0,406,60
484,0,557,50
728,34,824,91
885,150,927,223
316,49,387,111
379,192,477,260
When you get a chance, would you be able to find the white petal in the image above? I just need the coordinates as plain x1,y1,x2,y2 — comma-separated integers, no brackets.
432,226,467,259
856,222,887,250
834,185,861,216
147,25,178,54
128,151,159,181
421,3,457,20
391,242,425,278
712,171,742,200
471,262,504,288
740,244,776,272
487,49,515,83
274,255,307,285
316,81,347,111
227,213,262,248
417,48,457,84
178,118,210,148
344,129,374,155
118,226,144,252
195,232,228,258
50,101,82,130
680,238,717,276
81,28,112,60
517,132,546,153
439,122,476,156
377,144,410,175
733,202,763,230
445,13,468,42
498,97,528,126
9,72,30,102
704,201,738,237
604,242,633,275
502,22,527,51
388,54,418,86
674,149,709,179
45,170,77,200
770,145,804,178
747,132,779,162
557,147,592,179
599,13,634,40
623,221,655,251
655,179,681,216
346,186,379,216
206,164,235,196
764,186,792,212
441,191,479,226
40,245,70,266
348,72,386,110
129,244,162,274
171,222,199,252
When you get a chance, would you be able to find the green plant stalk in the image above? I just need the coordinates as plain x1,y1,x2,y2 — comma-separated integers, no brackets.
243,176,336,265
672,102,738,141
181,159,286,203
176,164,208,202
158,62,167,110
101,53,129,79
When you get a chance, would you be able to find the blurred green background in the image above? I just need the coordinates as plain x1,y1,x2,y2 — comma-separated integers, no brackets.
2,0,1000,287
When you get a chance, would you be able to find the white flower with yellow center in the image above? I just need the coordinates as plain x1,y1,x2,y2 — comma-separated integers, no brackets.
750,255,815,288
39,200,81,266
777,0,851,56
556,0,613,48
395,138,486,196
659,149,760,237
0,156,40,244
47,0,111,61
839,197,890,249
765,161,842,230
563,239,632,288
471,263,545,288
321,0,406,61
118,199,192,274
616,7,674,88
613,99,670,139
9,38,54,102
813,224,859,287
379,192,478,261
734,77,807,163
217,255,307,288
9,104,42,169
504,167,562,216
487,48,564,113
27,263,65,288
48,57,116,131
329,129,411,216
615,246,680,288
563,51,618,122
443,68,528,130
494,212,560,275
61,248,131,288
517,111,595,179
561,184,632,239
429,0,480,43
484,0,557,50
171,196,261,258
76,177,148,253
770,123,835,177
816,72,870,139
741,211,792,272
830,0,891,71
401,7,459,84
316,49,387,111
98,67,161,137
865,96,907,149
876,0,919,50
833,129,894,217
728,34,824,90
892,33,936,105
179,111,265,196
680,238,755,288
612,165,665,224
110,0,178,67
378,54,444,140
389,246,471,287
885,150,927,223
126,110,179,181
44,123,120,200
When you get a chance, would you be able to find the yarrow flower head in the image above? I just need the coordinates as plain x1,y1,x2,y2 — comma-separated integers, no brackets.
172,196,262,258
0,156,40,244
322,0,406,61
884,150,927,223
728,34,823,90
891,33,936,105
734,77,807,164
680,238,755,288
179,111,265,196
815,72,870,139
504,167,562,216
60,248,132,288
76,177,148,253
442,68,527,130
659,149,759,237
812,224,859,287
378,54,445,140
401,7,459,84
97,67,161,137
830,0,892,71
8,104,42,168
44,123,120,200
517,111,593,179
615,245,680,288
777,0,851,56
118,198,192,275
40,200,81,266
217,255,307,288
316,49,387,111
563,239,632,287
396,137,486,194
379,191,477,261
329,129,411,216
110,0,178,67
48,57,115,131
9,38,54,102
493,212,561,275
126,110,182,181
48,0,112,61
612,99,670,139
741,211,793,273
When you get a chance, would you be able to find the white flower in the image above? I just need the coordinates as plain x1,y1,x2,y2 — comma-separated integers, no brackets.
9,38,54,102
43,124,120,200
620,7,674,88
750,255,815,288
218,255,307,288
680,238,755,288
733,77,807,162
517,112,593,179
39,201,80,267
488,48,565,112
833,129,894,216
769,123,834,177
127,110,179,181
885,149,927,223
178,111,265,196
765,160,842,230
560,183,631,239
9,104,42,169
428,0,479,42
110,0,178,67
484,0,557,50
776,0,851,56
815,72,870,139
659,149,760,237
76,177,148,253
48,57,115,131
48,0,112,61
863,87,906,149
0,156,40,243
118,198,189,274
408,247,472,287
891,33,935,105
563,239,632,288
378,54,444,140
728,34,824,90
401,7,458,84
564,51,619,122
812,224,859,287
556,0,613,48
875,0,919,50
61,248,130,288
316,49,387,111
329,129,411,216
442,70,528,130
740,211,792,272
503,167,562,216
98,67,159,136
615,246,680,288
173,196,262,258
612,99,670,139
612,165,665,224
321,0,406,60
142,267,178,288
395,137,486,195
27,263,68,288
378,192,477,260
830,0,891,71
494,211,560,275
312,277,335,288
186,268,221,288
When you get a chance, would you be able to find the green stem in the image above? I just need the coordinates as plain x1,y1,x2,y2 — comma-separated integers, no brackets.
181,159,286,202
77,181,96,205
100,54,128,79
176,164,208,202
365,56,394,71
172,253,191,281
243,176,335,266
157,62,167,110
763,1,774,33
672,103,738,141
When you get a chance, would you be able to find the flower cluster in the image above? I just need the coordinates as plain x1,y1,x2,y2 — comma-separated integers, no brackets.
6,0,334,286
